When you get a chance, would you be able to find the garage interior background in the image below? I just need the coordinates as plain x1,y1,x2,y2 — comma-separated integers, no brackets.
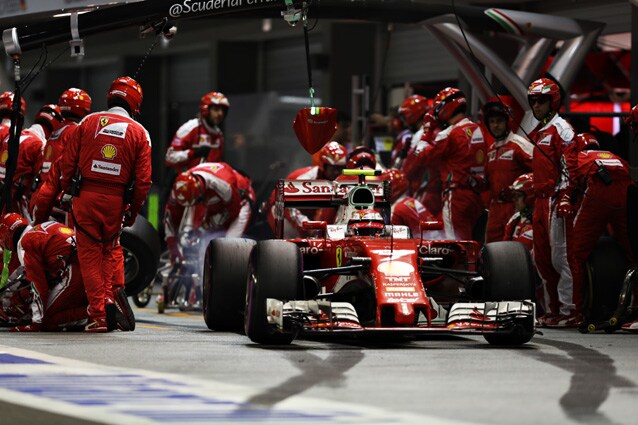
0,0,635,228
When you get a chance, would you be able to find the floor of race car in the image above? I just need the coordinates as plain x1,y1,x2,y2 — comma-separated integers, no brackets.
1,299,637,425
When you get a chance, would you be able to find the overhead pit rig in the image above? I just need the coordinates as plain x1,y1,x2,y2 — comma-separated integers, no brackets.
2,0,603,132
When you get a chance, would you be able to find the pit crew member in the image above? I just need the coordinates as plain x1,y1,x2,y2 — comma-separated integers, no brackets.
164,162,252,264
483,97,533,243
165,91,229,173
527,77,579,328
0,104,64,218
59,76,152,333
409,87,487,240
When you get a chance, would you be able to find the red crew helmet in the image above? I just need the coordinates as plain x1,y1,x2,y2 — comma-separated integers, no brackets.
527,78,561,111
107,76,143,116
59,88,92,119
0,92,26,117
0,213,28,251
576,133,600,151
383,168,409,203
398,95,429,126
171,172,203,207
625,104,638,134
433,87,466,123
347,146,377,169
318,141,348,167
510,173,535,207
482,97,514,128
200,91,230,119
34,104,64,134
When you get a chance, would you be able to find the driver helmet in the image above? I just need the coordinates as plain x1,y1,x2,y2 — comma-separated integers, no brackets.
0,213,28,251
346,209,385,237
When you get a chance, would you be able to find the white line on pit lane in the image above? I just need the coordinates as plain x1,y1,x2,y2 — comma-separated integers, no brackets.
0,345,482,425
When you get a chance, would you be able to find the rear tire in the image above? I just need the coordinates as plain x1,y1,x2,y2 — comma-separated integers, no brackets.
202,238,256,332
245,240,303,344
121,216,161,296
480,241,535,301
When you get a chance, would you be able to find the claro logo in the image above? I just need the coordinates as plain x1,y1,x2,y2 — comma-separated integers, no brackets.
169,0,277,18
419,245,453,255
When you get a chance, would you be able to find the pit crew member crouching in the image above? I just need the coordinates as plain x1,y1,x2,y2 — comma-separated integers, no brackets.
164,162,253,265
0,213,134,332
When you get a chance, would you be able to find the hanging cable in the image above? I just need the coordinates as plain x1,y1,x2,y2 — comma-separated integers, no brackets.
133,20,167,81
21,44,71,94
301,2,317,113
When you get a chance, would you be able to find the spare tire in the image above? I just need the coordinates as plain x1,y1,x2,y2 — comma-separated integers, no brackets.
585,236,629,322
121,215,161,296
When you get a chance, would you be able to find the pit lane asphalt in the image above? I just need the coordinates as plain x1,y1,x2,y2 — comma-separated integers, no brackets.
1,303,638,425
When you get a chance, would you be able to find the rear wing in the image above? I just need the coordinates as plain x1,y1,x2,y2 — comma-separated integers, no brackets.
274,170,391,238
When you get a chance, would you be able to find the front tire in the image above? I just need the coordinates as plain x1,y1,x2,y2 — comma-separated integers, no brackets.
484,324,534,346
480,241,535,301
202,238,256,331
244,240,303,345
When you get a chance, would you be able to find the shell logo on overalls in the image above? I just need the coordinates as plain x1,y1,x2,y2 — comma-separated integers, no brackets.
101,144,118,160
58,227,74,236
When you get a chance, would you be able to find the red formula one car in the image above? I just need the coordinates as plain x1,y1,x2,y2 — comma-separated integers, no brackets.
202,170,536,345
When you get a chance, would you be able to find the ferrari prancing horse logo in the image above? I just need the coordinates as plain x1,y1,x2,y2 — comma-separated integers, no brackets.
100,117,109,127
336,246,343,267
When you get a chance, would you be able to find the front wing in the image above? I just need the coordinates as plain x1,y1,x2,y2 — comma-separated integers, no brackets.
265,299,536,336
